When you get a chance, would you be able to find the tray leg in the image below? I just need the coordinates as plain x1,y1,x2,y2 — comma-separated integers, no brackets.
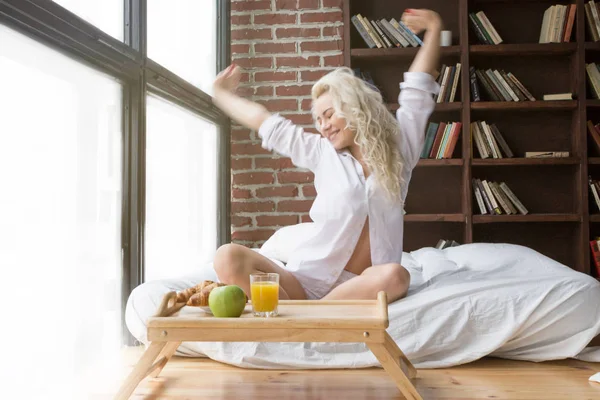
367,341,422,400
148,341,181,378
384,332,417,379
114,341,166,400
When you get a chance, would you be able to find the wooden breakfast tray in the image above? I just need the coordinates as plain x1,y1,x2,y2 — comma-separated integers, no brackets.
115,291,422,400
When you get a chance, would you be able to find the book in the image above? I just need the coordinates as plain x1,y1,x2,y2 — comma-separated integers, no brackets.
589,239,600,277
351,15,376,48
476,11,503,44
470,66,481,102
543,93,573,101
499,182,529,215
524,151,569,158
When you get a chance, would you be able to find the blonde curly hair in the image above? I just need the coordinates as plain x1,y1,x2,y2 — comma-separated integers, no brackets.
311,67,403,201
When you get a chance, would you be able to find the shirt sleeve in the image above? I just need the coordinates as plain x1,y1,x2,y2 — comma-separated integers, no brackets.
395,72,440,170
258,113,323,172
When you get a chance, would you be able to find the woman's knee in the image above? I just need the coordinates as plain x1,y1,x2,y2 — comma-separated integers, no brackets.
380,263,410,298
213,243,248,281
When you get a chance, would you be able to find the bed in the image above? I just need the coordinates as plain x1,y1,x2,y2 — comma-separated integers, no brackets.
126,224,600,369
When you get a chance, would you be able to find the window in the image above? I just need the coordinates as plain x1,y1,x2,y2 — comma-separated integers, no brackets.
145,95,218,281
53,0,124,41
148,0,217,93
0,24,122,397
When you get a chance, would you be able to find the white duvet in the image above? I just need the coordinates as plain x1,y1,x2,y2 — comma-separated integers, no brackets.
126,243,600,369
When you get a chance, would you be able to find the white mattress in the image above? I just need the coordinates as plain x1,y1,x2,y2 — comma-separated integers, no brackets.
126,243,600,368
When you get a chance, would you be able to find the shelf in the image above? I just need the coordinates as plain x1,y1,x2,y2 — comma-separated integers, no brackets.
589,158,600,164
472,157,579,166
471,101,577,110
585,42,600,51
470,43,576,56
473,214,581,223
590,214,600,223
350,46,460,60
387,102,462,112
404,214,464,222
586,100,600,108
417,159,463,167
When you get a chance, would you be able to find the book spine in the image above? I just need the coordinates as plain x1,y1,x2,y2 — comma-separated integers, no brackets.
468,13,490,44
449,63,462,102
476,11,503,44
507,73,536,101
351,16,376,48
471,122,488,158
476,179,494,213
563,4,576,42
493,181,517,214
380,19,408,47
357,14,383,48
486,69,512,101
443,65,457,103
477,69,503,101
473,179,488,214
585,2,600,42
589,240,600,276
490,181,513,214
500,70,526,101
500,182,529,215
482,180,502,214
421,122,439,158
470,66,481,102
490,123,514,158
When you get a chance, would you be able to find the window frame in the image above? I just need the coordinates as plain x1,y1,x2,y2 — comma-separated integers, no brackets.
0,0,231,344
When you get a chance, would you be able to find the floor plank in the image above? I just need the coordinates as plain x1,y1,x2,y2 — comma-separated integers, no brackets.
93,347,600,399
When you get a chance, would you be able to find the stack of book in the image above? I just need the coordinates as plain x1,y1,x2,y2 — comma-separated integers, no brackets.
421,121,462,159
470,66,535,102
436,63,461,103
351,14,422,49
586,62,600,98
589,176,600,212
469,11,503,44
585,1,600,42
539,4,576,43
587,120,600,154
470,121,514,159
435,239,461,250
472,178,529,215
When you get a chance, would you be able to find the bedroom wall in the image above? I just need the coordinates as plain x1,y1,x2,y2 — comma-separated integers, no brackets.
230,0,344,247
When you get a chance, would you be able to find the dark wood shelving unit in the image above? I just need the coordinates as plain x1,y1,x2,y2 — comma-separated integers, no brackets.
344,0,595,275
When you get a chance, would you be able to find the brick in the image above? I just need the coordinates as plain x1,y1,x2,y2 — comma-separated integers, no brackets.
255,157,294,170
255,185,298,198
277,199,314,212
254,13,297,25
301,98,313,111
256,215,299,226
322,0,343,8
232,229,276,241
231,28,272,41
298,0,319,9
275,84,313,96
231,1,271,12
232,201,275,213
300,11,343,24
301,214,313,222
260,99,298,112
301,69,330,82
232,188,252,199
323,26,343,37
300,40,343,52
239,85,274,97
233,172,275,185
322,54,344,67
231,216,252,227
231,14,251,25
240,72,251,83
302,184,317,197
231,158,253,170
281,113,314,125
277,55,320,68
231,143,271,156
277,171,314,184
232,56,273,69
274,0,298,11
255,42,297,54
255,70,296,83
276,27,320,39
231,43,251,54
231,127,252,142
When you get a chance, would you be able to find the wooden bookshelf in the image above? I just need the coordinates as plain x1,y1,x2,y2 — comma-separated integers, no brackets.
344,0,596,276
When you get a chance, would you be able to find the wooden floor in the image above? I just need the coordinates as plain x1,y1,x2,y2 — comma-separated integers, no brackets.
94,347,600,399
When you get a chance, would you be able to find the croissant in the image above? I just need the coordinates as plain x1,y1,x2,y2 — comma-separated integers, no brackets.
187,282,226,307
176,280,217,304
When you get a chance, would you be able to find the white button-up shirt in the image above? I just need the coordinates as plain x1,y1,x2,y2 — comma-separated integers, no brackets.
258,72,440,298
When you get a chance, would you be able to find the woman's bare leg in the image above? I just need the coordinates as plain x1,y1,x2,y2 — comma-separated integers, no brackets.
213,243,307,300
321,263,410,303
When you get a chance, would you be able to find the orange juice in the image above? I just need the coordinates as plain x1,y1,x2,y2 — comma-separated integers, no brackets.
250,281,279,312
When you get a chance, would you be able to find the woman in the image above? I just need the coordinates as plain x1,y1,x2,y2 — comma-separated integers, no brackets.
211,9,442,303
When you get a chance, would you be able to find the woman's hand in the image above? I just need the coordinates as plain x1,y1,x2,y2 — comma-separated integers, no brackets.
213,63,242,94
401,9,442,35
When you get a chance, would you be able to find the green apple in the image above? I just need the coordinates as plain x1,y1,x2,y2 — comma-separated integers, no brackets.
208,285,246,317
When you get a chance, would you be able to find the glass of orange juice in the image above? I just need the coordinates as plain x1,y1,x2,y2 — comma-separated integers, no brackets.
250,273,279,317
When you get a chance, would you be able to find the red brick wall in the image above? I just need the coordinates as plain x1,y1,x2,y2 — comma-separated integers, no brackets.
230,0,344,247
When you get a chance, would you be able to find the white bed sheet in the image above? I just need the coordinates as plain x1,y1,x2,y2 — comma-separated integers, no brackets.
125,243,600,368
